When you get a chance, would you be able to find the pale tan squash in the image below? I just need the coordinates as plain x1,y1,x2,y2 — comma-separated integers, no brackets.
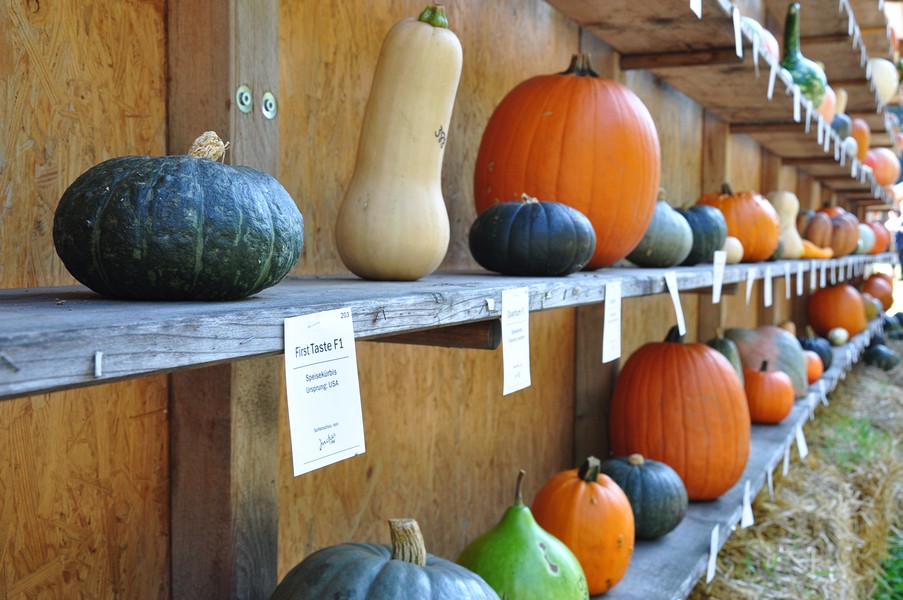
767,190,803,259
335,5,463,280
723,236,744,264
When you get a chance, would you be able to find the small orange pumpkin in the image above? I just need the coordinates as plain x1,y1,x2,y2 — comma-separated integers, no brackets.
816,205,859,257
808,283,867,337
861,274,894,310
696,184,780,262
803,350,824,384
798,210,833,248
743,360,795,424
864,147,901,186
867,222,891,254
532,456,635,595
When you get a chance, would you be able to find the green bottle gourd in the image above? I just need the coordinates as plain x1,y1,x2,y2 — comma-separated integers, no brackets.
780,2,827,107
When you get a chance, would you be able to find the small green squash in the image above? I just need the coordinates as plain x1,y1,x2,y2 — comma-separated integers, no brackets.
626,197,693,267
864,343,901,371
780,3,827,107
706,328,745,385
53,132,304,300
600,454,688,540
678,204,728,266
726,325,808,397
469,194,596,276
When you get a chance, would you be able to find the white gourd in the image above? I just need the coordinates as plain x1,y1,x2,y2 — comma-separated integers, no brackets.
335,5,463,280
766,191,803,259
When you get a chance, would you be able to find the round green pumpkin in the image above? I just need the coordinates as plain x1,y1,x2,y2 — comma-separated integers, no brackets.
600,454,687,540
706,329,745,385
797,326,833,371
679,204,728,266
864,343,900,371
626,199,693,267
272,519,499,600
469,195,596,276
53,151,304,300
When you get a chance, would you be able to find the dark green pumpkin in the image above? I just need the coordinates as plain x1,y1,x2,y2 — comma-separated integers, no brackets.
863,344,901,371
678,204,728,266
599,454,688,540
272,519,499,600
780,3,827,107
706,328,745,385
469,195,596,276
797,326,833,371
53,151,304,300
626,199,693,267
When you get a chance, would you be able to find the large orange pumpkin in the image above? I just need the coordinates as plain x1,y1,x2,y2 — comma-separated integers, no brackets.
532,456,635,595
807,283,867,337
743,360,795,424
862,273,894,310
609,326,750,501
696,184,780,262
864,147,901,186
473,53,661,269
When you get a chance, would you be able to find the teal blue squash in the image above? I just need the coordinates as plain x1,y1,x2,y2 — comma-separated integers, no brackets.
780,3,827,107
797,326,833,371
863,344,900,371
678,204,727,266
627,198,693,267
53,134,304,300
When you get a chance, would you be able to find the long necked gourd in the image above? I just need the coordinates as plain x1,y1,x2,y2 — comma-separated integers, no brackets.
335,5,463,280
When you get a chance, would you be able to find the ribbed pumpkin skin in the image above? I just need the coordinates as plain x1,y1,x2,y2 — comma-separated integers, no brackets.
609,338,750,500
599,456,688,540
271,542,500,600
862,274,894,310
696,188,780,262
53,156,304,300
473,56,660,269
468,199,596,276
743,364,795,424
706,333,745,384
531,463,635,595
807,284,867,338
725,326,808,398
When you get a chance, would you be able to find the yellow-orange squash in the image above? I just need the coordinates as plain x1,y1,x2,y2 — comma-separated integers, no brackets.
697,184,780,262
473,53,661,269
862,273,894,310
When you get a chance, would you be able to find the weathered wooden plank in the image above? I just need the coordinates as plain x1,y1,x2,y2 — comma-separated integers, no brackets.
376,320,501,350
573,304,617,463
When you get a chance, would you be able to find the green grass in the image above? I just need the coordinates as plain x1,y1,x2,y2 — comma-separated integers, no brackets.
874,532,903,600
817,413,894,473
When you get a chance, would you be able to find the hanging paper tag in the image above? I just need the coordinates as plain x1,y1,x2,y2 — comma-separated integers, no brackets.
732,6,743,58
820,261,827,288
502,287,531,395
767,469,775,500
745,267,757,305
831,260,838,285
764,266,773,307
712,250,727,304
846,260,853,280
819,380,829,406
784,263,792,299
796,426,809,458
783,445,791,476
817,116,825,145
804,99,813,133
797,262,805,296
602,280,622,364
690,0,702,18
284,308,366,476
767,61,778,99
741,480,755,528
824,125,832,152
665,271,687,336
792,85,801,122
706,525,720,583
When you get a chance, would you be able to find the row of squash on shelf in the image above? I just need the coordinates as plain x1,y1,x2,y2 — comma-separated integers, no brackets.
268,272,902,600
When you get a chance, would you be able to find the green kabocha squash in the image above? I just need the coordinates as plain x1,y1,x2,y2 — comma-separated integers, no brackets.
706,328,745,385
863,343,900,371
626,196,693,267
271,518,500,600
780,2,827,107
53,132,304,300
600,454,688,540
726,325,808,397
678,204,728,266
458,470,589,600
469,194,596,276
797,326,833,371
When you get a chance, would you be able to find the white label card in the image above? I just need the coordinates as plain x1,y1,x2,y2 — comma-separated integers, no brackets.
706,525,720,583
602,281,622,364
712,250,727,304
690,0,702,18
741,480,755,528
783,446,791,476
796,425,809,459
664,271,686,336
284,308,365,476
793,85,801,122
502,287,531,395
797,262,805,296
764,266,773,307
820,261,827,288
767,469,775,500
732,7,743,57
745,268,757,305
831,260,838,284
784,263,792,299
819,380,829,406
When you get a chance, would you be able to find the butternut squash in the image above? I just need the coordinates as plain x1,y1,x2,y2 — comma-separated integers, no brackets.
800,239,833,259
767,190,803,259
335,5,463,280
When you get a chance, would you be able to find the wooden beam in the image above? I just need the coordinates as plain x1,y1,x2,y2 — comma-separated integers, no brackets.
730,122,801,135
620,47,741,71
376,320,502,350
168,0,280,599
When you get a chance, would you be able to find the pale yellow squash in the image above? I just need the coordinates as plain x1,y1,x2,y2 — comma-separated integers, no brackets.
767,190,803,259
723,236,744,264
335,5,463,280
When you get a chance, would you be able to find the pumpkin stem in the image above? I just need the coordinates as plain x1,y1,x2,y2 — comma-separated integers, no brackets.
520,193,539,204
715,327,725,339
760,360,769,372
561,53,598,77
665,325,685,343
578,456,602,482
417,4,449,28
627,454,645,466
782,2,802,60
388,518,428,566
513,469,526,507
188,131,230,162
720,182,734,195
806,325,817,339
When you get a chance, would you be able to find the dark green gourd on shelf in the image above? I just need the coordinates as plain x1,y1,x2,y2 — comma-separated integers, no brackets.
678,204,727,266
780,2,827,107
53,132,304,300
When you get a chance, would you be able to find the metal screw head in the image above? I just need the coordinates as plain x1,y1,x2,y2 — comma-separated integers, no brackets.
236,85,253,113
262,92,277,120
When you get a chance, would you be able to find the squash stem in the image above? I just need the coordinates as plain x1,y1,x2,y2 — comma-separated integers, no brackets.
782,2,802,60
627,454,645,466
665,325,685,344
513,469,526,506
578,456,602,482
760,360,769,372
388,518,428,566
561,53,598,77
417,4,449,28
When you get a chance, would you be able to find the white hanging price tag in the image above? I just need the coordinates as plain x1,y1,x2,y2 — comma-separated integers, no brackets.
810,263,818,290
690,0,702,18
819,380,829,406
284,308,366,476
820,261,827,288
746,267,757,305
502,287,531,395
732,6,743,58
805,99,813,133
602,280,622,364
785,263,792,299
741,480,755,528
767,469,775,500
706,525,720,583
793,85,801,122
824,126,832,152
817,115,825,144
839,259,846,281
712,250,727,304
783,445,791,476
797,262,805,296
764,266,773,307
665,271,687,336
796,425,809,459
767,61,778,99
846,260,853,280
831,260,838,285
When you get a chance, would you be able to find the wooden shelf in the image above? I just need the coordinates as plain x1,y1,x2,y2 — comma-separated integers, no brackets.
599,323,877,600
546,0,896,204
0,253,892,401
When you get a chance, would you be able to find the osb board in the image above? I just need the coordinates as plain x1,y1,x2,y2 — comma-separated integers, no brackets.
0,2,170,598
277,0,579,275
0,377,169,598
277,309,578,567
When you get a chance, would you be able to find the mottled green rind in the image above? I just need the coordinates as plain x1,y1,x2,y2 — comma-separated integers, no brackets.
781,2,827,107
457,505,589,600
798,334,833,371
53,155,304,300
726,326,808,397
600,456,688,540
626,200,692,268
679,204,728,266
270,542,500,600
863,344,901,370
706,335,745,385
